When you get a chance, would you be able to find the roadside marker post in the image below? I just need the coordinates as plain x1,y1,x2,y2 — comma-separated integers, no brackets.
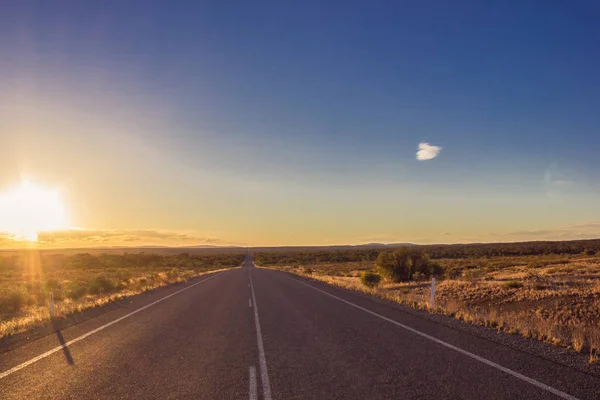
430,277,435,309
49,293,55,319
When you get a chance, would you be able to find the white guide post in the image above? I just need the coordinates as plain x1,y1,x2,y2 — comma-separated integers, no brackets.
430,277,436,309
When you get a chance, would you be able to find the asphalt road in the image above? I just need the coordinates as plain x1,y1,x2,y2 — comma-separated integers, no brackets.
1,256,600,399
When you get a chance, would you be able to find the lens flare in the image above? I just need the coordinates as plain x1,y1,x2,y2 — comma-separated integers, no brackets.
0,180,69,241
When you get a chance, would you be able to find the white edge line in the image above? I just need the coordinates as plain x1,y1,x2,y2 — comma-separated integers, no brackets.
288,276,580,400
249,366,258,400
0,271,225,380
249,270,272,400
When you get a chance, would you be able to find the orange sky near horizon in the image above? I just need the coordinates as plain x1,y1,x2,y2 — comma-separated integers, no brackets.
1,176,599,249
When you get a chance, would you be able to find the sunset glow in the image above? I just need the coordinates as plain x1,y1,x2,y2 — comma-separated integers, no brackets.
0,3,599,249
0,181,69,241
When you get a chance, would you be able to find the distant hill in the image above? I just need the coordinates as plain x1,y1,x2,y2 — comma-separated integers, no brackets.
355,243,415,248
2,238,600,258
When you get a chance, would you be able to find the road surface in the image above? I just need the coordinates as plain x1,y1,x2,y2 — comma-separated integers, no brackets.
1,256,599,399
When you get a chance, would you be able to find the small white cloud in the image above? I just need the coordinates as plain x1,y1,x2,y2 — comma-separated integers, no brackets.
543,163,576,198
416,142,442,161
544,164,573,186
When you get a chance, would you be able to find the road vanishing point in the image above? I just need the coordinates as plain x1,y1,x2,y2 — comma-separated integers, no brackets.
1,256,599,399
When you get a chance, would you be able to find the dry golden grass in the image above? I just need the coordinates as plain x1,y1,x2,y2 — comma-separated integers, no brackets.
0,267,235,339
260,255,600,364
0,252,243,339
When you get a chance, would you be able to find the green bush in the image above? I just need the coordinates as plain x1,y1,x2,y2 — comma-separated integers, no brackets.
376,247,438,282
360,271,382,288
376,250,411,282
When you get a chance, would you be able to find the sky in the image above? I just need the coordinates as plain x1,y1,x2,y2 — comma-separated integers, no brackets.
1,1,600,248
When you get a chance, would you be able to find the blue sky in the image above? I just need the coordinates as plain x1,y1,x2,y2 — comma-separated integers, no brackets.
1,1,599,246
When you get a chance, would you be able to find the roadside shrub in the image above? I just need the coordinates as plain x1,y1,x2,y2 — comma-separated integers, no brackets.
445,268,462,280
153,272,169,285
304,268,313,275
44,279,61,292
166,268,180,280
360,272,382,288
376,249,411,282
376,247,436,282
429,262,444,277
572,326,586,352
65,282,87,300
503,280,523,289
0,287,30,313
88,274,115,294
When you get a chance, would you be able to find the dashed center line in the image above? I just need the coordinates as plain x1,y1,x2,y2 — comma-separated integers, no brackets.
249,270,272,400
249,366,258,400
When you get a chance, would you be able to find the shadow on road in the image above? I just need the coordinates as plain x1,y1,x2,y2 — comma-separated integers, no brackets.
52,320,74,365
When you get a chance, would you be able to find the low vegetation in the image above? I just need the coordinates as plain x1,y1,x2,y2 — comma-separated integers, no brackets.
376,247,442,282
360,271,382,288
254,241,600,364
0,250,245,339
254,239,600,266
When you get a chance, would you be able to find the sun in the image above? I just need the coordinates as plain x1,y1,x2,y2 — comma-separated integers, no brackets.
0,180,69,242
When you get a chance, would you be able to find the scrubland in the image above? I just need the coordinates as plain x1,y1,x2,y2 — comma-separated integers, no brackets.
0,251,244,339
255,244,600,364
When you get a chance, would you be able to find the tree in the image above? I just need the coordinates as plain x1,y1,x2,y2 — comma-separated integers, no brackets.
376,247,440,282
376,248,413,282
